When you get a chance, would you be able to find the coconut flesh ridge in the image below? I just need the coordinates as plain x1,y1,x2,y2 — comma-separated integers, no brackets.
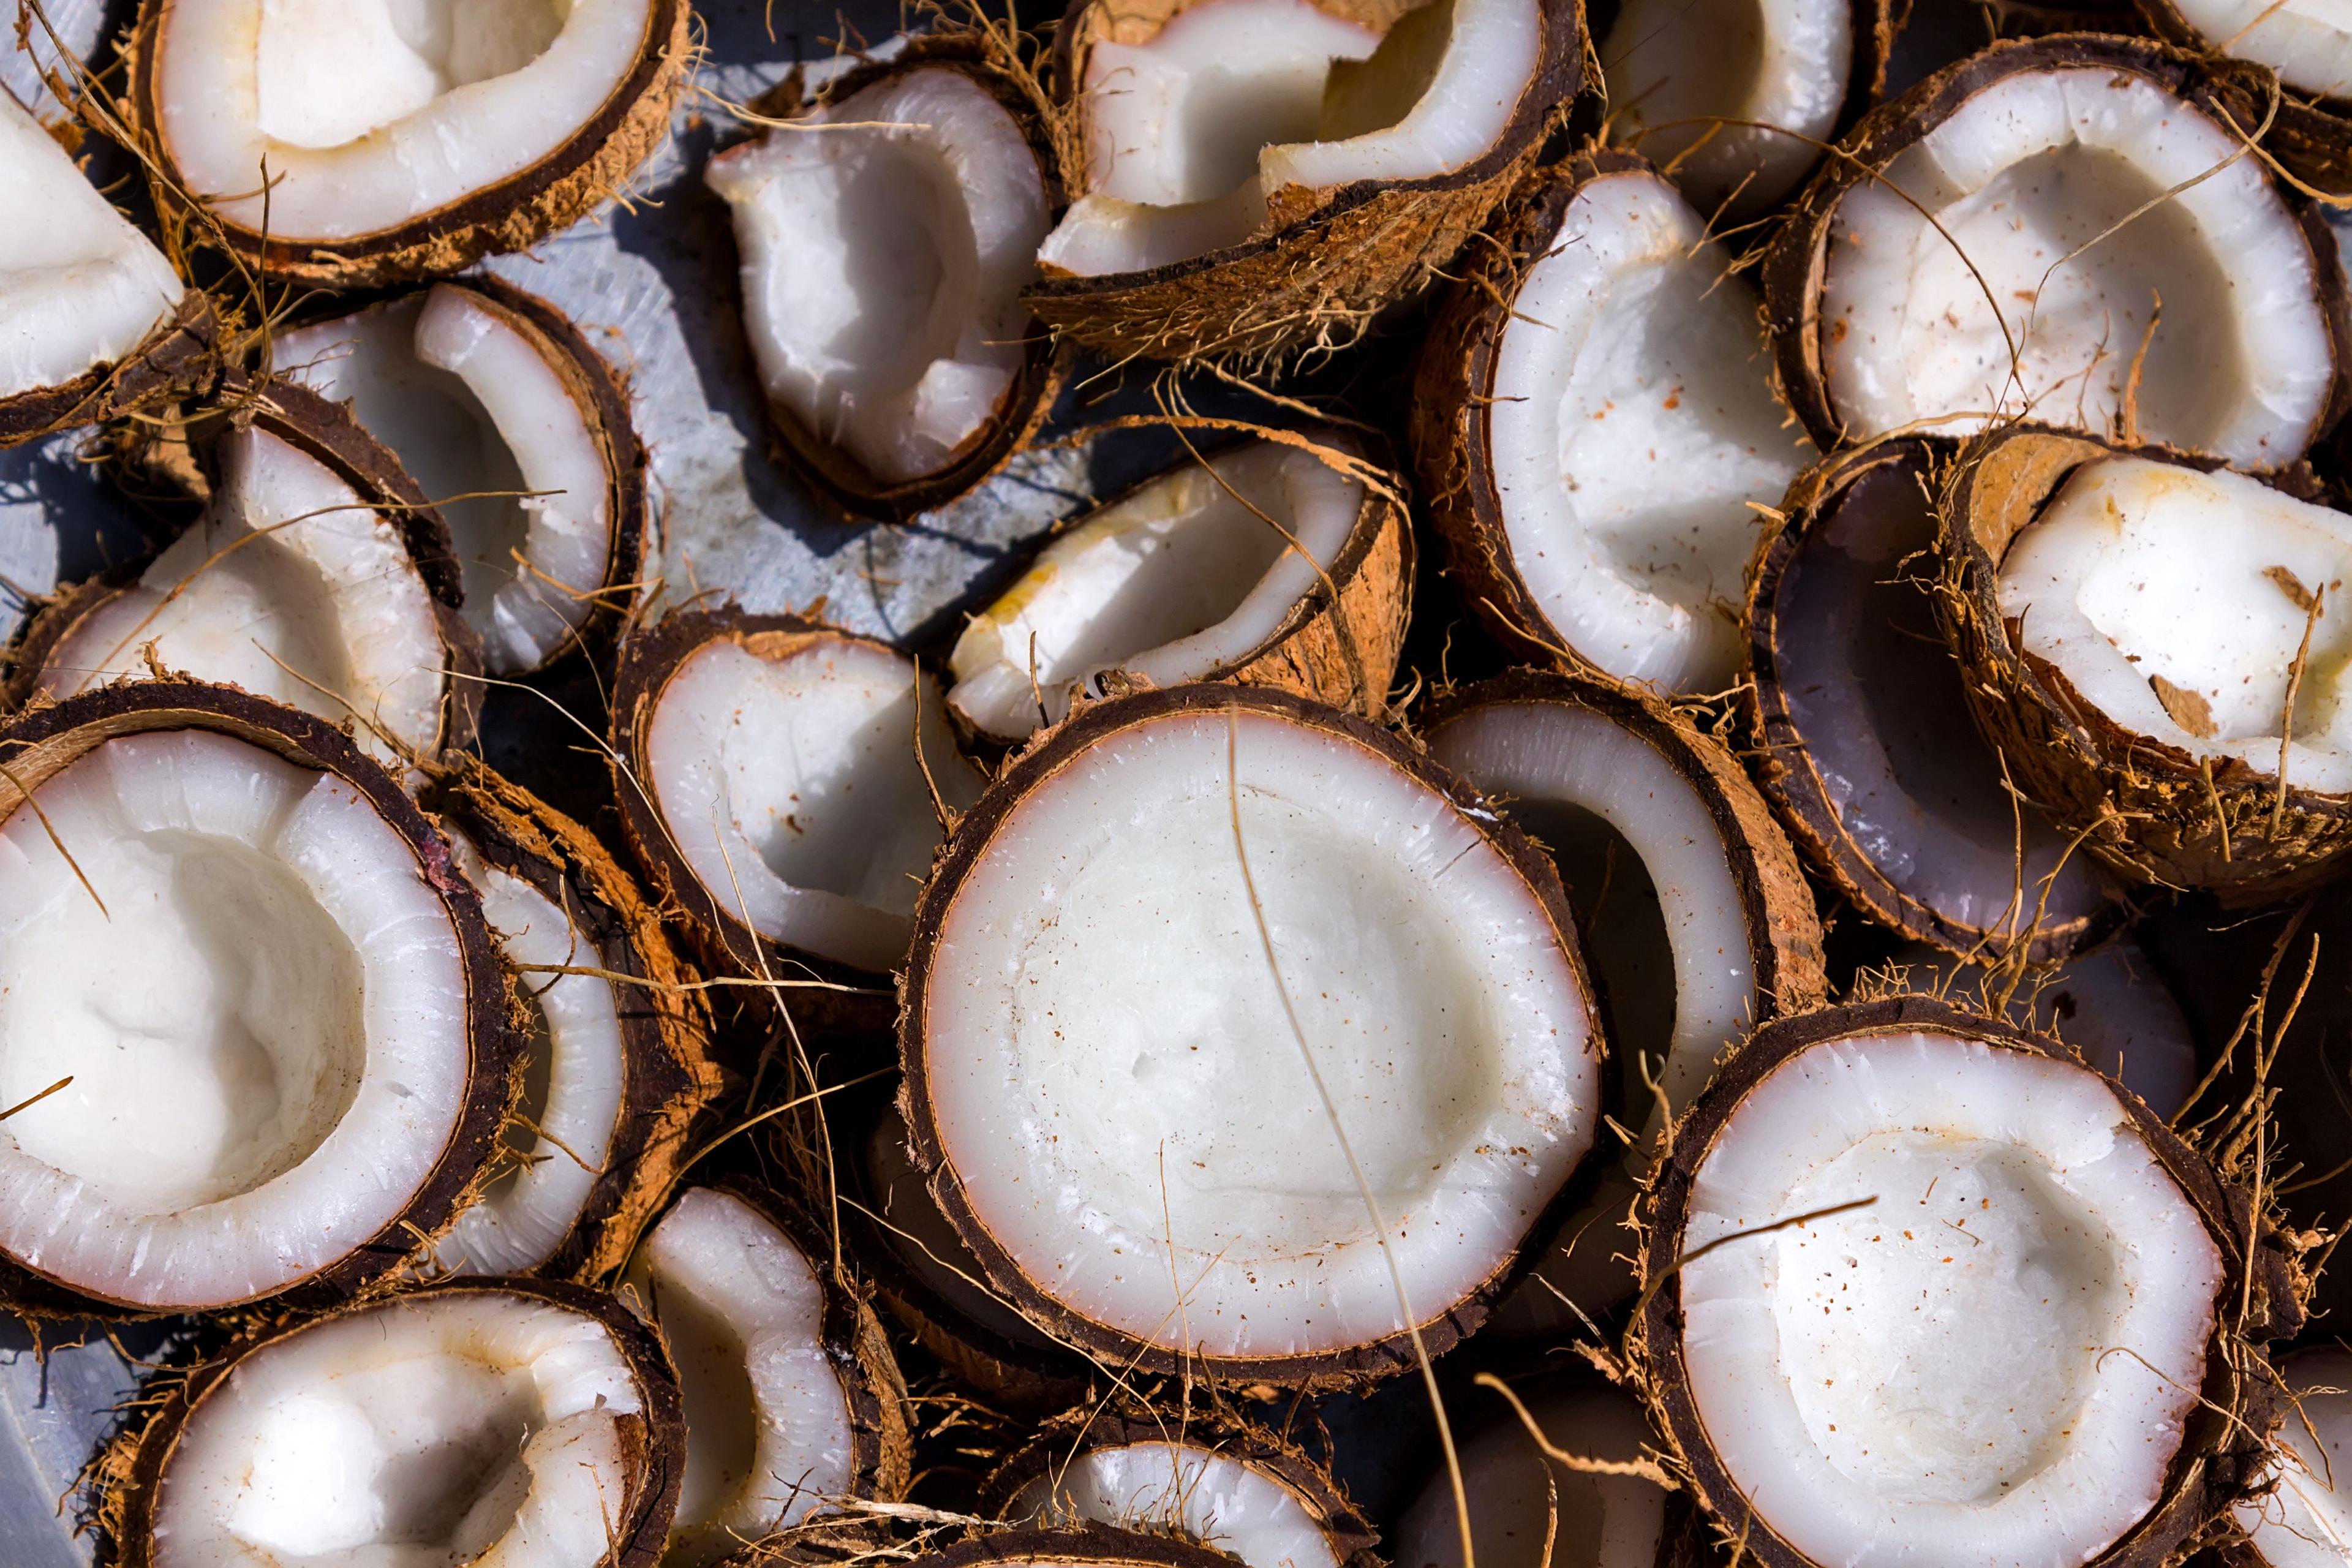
2169,0,2352,102
948,440,1364,741
1038,0,1540,276
1394,1386,1668,1568
149,1289,645,1568
2236,1346,2352,1568
0,729,472,1310
1008,1440,1343,1568
277,288,616,674
1820,66,2335,466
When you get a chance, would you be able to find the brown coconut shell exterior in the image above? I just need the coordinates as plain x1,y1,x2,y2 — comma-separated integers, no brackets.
2128,0,2352,197
897,683,1605,1390
100,1276,687,1568
0,680,522,1318
0,289,217,450
719,1523,1259,1568
1937,424,2352,899
1025,0,1583,364
1631,994,2298,1568
124,0,690,287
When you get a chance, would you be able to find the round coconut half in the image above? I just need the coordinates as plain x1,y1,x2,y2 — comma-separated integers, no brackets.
127,0,690,285
900,684,1604,1387
1025,0,1581,363
706,40,1065,522
1634,995,2293,1568
1743,438,2120,963
1414,152,1815,696
946,434,1411,744
1939,424,2352,897
2233,1346,2352,1567
1765,35,2351,469
623,1182,910,1565
0,680,519,1317
105,1276,684,1568
274,276,649,674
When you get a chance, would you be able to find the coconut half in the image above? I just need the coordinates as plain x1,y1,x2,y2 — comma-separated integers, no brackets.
129,0,690,284
946,435,1411,744
1025,0,1580,362
107,1276,684,1568
1766,36,2349,468
1744,439,2119,962
274,277,649,674
1415,153,1814,695
900,684,1603,1385
2234,1346,2352,1567
0,681,517,1316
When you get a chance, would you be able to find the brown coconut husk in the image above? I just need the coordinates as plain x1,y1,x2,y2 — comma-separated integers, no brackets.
719,1524,1259,1568
2127,0,2352,197
0,290,218,450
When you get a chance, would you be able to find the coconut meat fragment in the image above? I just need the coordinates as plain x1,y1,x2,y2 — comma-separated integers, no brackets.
150,1291,644,1568
1999,456,2352,793
2236,1347,2352,1568
867,1105,1055,1348
1488,169,1811,693
278,287,615,673
0,731,469,1309
948,442,1363,740
0,89,185,402
1008,1442,1341,1568
1038,0,1540,276
1819,67,2332,465
1394,1387,1668,1568
1678,1030,2222,1567
2170,0,2352,102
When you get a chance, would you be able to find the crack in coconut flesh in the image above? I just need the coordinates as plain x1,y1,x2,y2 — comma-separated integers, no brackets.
0,89,186,409
627,1188,857,1566
0,731,472,1310
34,427,451,771
1817,66,2334,464
148,1289,651,1568
948,442,1363,741
1487,168,1812,693
277,288,617,674
1997,456,2352,794
2169,0,2352,102
2236,1346,2352,1567
867,1104,1060,1351
1007,1442,1344,1568
1395,1387,1668,1568
1672,1028,2222,1568
1038,0,1541,276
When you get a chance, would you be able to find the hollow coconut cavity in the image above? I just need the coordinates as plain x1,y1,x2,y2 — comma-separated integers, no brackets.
2234,1346,2352,1567
275,278,647,674
0,683,516,1316
900,684,1602,1384
1415,154,1814,694
947,436,1410,744
130,0,690,284
1744,439,2118,963
1768,36,2348,469
111,1277,683,1568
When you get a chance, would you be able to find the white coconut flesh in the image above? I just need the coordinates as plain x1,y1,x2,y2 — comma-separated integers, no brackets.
152,0,659,243
865,1104,1057,1349
1008,1441,1341,1568
706,67,1049,487
2236,1346,2352,1568
0,730,470,1309
947,441,1365,742
35,426,450,771
431,831,625,1277
1038,0,1540,276
1393,1387,1668,1568
643,634,981,972
277,288,616,674
2171,0,2352,102
0,89,186,402
1676,1029,2222,1568
629,1188,856,1566
149,1290,646,1568
1818,67,2333,466
921,706,1599,1360
1999,456,2352,794
1490,168,1812,695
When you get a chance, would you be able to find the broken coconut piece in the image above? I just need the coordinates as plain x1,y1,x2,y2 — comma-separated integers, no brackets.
108,1276,683,1568
2234,1346,2352,1567
706,42,1063,522
1415,153,1814,695
625,1183,908,1565
129,0,690,285
0,682,517,1317
901,684,1602,1385
1767,36,2349,468
1027,0,1580,362
1635,995,2282,1568
276,277,649,675
946,435,1411,744
1744,439,2118,963
1942,426,2352,897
